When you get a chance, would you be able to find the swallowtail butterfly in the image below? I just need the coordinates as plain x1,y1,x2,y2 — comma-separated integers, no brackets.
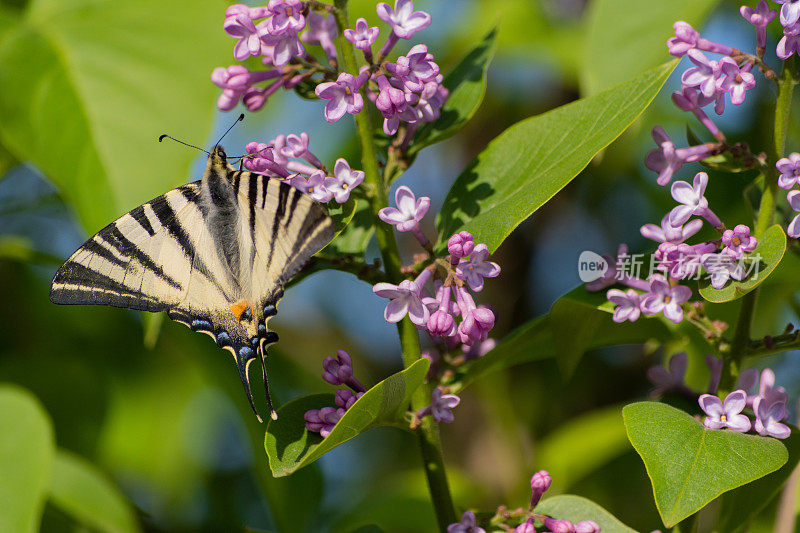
50,145,335,421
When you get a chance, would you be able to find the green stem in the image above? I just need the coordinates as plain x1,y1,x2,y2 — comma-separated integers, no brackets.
332,2,456,530
725,59,797,389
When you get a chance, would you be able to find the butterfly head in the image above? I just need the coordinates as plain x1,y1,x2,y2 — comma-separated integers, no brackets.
210,145,227,164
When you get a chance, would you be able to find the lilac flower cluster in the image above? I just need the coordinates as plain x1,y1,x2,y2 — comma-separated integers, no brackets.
240,131,364,203
647,352,791,439
587,171,759,324
304,350,366,437
776,153,800,237
373,187,501,347
213,0,448,145
448,470,601,533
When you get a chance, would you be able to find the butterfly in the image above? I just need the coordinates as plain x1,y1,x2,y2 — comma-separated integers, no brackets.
49,145,334,422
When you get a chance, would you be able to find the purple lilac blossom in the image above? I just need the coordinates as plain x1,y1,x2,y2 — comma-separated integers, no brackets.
607,289,641,323
515,519,536,533
741,2,778,50
447,511,485,533
754,397,791,438
455,244,501,291
345,18,380,50
429,387,460,423
778,21,800,58
701,253,746,289
373,269,432,326
787,190,800,237
698,390,752,432
721,225,757,258
641,215,704,244
647,352,688,398
544,518,577,533
584,244,629,292
758,368,789,406
377,0,431,39
455,287,495,345
292,171,334,202
777,153,800,189
681,50,722,98
645,126,715,186
576,521,601,533
224,8,267,61
327,158,364,203
386,44,439,92
322,350,366,392
315,72,367,122
667,21,735,56
641,274,692,323
776,0,800,27
669,172,711,226
304,406,345,438
378,185,430,231
302,12,338,60
718,59,756,107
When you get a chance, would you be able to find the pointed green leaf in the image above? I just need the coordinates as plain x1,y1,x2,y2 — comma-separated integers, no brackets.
623,402,787,527
265,359,429,477
435,61,676,253
699,224,787,303
537,495,637,533
582,0,720,94
717,427,800,533
0,385,55,533
0,0,230,232
410,28,497,154
49,449,141,533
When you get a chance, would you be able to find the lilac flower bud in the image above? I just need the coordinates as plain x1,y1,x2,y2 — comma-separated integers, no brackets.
428,310,456,337
304,406,346,437
447,511,485,533
448,231,475,259
322,350,354,386
375,75,418,135
456,292,495,345
544,518,576,533
335,388,363,409
575,521,601,533
515,519,536,533
530,470,551,508
386,44,440,92
667,21,701,56
242,84,275,111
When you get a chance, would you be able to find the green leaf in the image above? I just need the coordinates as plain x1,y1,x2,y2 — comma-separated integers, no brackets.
536,495,637,533
409,28,497,154
435,60,676,253
0,385,55,533
717,427,800,533
582,0,720,94
49,449,141,533
549,287,673,378
324,201,374,256
699,224,787,303
623,402,787,527
265,359,429,477
0,0,230,232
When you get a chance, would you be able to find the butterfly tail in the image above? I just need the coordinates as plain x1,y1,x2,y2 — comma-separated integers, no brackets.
235,345,263,423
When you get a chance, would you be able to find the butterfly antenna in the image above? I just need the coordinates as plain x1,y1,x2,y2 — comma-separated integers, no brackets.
259,339,279,421
158,135,210,155
214,113,245,148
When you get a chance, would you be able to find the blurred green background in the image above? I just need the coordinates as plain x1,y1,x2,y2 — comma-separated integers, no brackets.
1,0,799,531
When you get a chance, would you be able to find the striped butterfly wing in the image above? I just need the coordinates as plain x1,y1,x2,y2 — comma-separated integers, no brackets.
50,147,335,420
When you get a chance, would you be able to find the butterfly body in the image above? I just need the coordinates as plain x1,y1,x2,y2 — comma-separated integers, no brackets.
50,146,334,421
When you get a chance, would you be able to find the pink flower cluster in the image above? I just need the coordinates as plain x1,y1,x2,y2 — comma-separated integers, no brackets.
241,131,364,203
317,0,449,138
587,171,758,324
776,153,800,237
372,187,501,350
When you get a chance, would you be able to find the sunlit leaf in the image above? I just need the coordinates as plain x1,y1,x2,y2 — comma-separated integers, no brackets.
537,495,637,533
623,402,787,527
582,0,720,94
0,0,230,232
410,28,497,154
49,449,141,533
265,359,429,477
0,385,54,533
436,61,676,253
699,224,787,303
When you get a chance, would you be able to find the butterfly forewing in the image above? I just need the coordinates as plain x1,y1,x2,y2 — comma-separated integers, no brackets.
50,147,335,420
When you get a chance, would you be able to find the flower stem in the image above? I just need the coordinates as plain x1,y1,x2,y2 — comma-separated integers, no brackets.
332,2,457,530
724,58,797,390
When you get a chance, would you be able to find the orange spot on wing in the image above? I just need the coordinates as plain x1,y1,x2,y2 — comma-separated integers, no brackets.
230,300,249,321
